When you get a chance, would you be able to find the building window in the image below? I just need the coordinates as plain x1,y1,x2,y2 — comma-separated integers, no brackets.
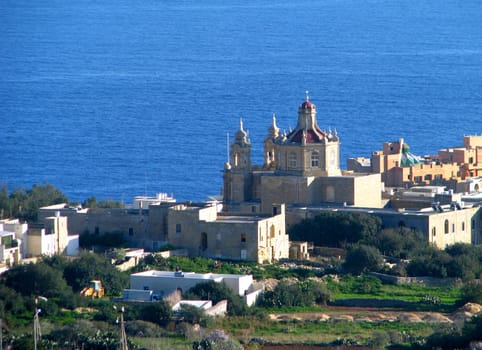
432,227,436,237
241,234,246,243
414,176,422,183
233,152,239,167
270,225,275,238
288,152,297,168
452,223,455,233
434,174,443,180
462,222,465,231
469,157,474,163
444,220,449,234
241,249,247,260
216,233,221,241
128,228,133,236
176,224,181,233
94,226,99,234
201,232,208,251
251,206,257,213
424,174,432,181
259,228,263,241
311,151,319,167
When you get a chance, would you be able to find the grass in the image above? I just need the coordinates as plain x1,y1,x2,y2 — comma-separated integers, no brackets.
131,336,192,350
209,316,436,346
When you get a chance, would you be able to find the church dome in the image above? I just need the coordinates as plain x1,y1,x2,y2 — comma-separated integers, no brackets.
300,100,315,110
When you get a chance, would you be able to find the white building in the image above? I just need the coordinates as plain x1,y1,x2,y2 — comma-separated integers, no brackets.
128,270,262,306
132,193,176,209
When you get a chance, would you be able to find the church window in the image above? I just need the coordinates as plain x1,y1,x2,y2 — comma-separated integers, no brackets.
311,151,319,167
288,152,297,168
233,152,239,167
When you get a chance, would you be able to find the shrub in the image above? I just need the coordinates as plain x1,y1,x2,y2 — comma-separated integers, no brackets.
343,244,383,275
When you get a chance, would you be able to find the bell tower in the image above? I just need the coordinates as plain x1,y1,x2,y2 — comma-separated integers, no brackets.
264,114,279,169
223,119,253,206
231,118,251,170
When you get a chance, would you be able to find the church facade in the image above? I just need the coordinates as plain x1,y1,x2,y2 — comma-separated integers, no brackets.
223,95,383,214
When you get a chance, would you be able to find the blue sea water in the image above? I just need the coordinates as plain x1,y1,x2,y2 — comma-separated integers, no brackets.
1,0,481,203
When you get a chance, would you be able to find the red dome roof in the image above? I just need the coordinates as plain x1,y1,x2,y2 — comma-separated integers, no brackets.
287,128,325,144
300,100,315,110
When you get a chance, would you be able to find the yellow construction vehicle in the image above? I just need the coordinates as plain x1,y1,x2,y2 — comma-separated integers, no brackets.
80,280,105,298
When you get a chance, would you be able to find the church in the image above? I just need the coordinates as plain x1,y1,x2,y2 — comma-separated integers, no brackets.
223,94,383,214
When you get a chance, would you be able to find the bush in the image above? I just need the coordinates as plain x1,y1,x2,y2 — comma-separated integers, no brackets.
343,244,383,275
184,281,248,316
259,280,331,308
192,330,243,350
460,281,482,305
125,320,164,337
289,211,382,248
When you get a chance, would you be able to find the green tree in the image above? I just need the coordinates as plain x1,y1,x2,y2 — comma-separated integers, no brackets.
289,212,382,247
179,303,207,324
0,185,10,219
460,281,482,305
406,246,452,278
82,196,124,208
64,252,129,295
343,244,383,275
463,314,482,341
0,183,68,221
2,262,73,300
137,301,172,327
184,281,248,316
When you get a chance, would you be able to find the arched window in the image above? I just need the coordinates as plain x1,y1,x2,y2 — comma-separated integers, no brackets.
233,152,239,167
288,152,297,168
311,151,319,167
444,220,449,234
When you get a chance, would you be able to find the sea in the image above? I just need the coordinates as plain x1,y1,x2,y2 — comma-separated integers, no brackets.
1,0,481,204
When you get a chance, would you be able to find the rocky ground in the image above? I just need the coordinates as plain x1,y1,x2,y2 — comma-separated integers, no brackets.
268,302,482,325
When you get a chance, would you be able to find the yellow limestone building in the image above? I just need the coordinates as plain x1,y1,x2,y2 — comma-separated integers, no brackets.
223,95,383,214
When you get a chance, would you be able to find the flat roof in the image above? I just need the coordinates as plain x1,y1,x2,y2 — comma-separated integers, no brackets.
132,270,251,279
0,231,14,237
291,204,478,217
